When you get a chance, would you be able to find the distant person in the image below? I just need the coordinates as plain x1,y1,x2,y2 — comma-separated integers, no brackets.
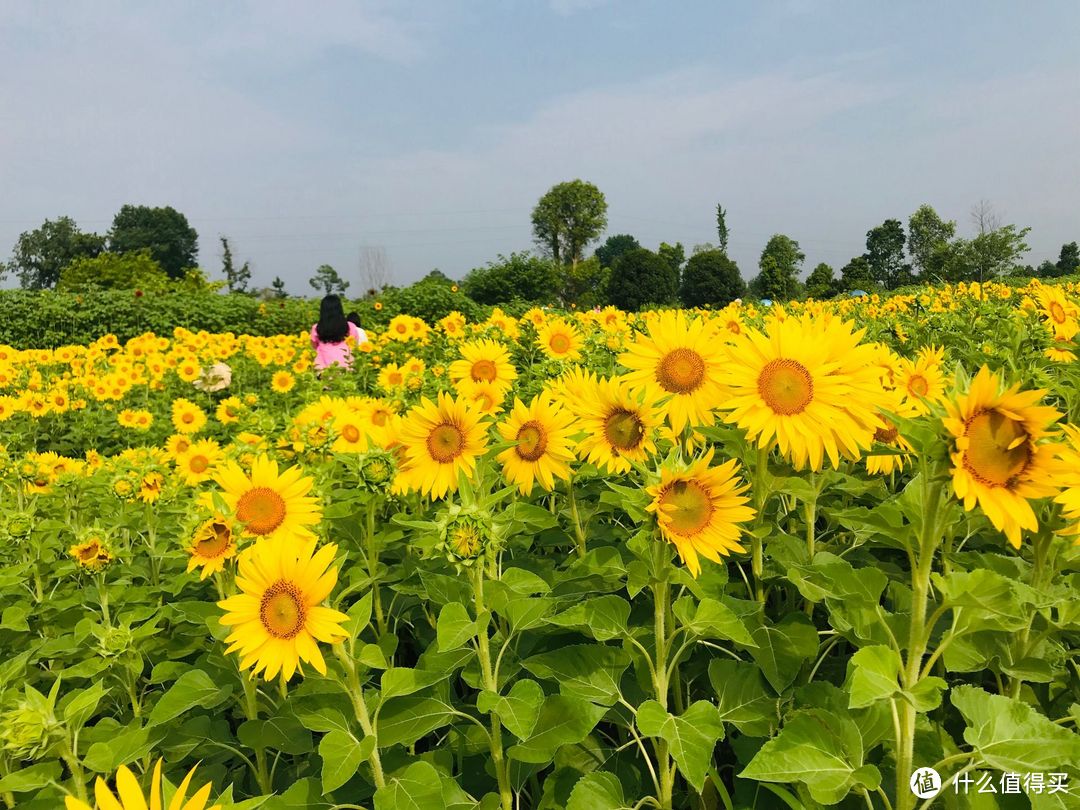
310,295,367,371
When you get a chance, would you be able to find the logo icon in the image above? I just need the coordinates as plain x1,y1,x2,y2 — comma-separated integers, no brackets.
910,767,942,799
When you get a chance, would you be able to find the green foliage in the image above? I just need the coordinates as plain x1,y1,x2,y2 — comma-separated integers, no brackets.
390,277,483,323
559,255,609,309
679,249,746,307
531,179,608,264
9,216,106,290
594,233,640,268
750,234,804,301
716,203,729,253
309,264,350,296
840,256,876,292
606,247,677,310
57,249,171,293
108,204,198,280
220,236,251,294
657,241,686,276
461,252,560,305
805,262,841,299
1054,242,1080,278
907,204,956,278
865,218,913,289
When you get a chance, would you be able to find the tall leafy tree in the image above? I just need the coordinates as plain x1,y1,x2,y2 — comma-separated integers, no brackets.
9,216,105,289
679,249,745,308
716,204,729,254
805,262,840,299
109,205,198,279
461,252,560,305
753,234,804,301
1057,242,1079,276
840,256,875,291
309,264,349,296
594,234,640,268
220,236,251,294
657,242,686,277
907,205,956,279
865,219,912,289
270,276,288,298
531,179,608,266
57,249,170,292
606,248,677,311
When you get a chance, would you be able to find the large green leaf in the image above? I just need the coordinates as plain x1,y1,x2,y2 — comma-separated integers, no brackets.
319,729,373,794
374,761,447,810
739,709,880,805
636,700,724,793
709,658,778,737
566,771,626,810
748,614,819,693
380,666,452,700
507,695,607,764
476,678,545,740
147,669,232,725
377,697,455,747
522,644,630,705
673,597,756,646
847,645,945,712
0,762,61,793
951,686,1080,773
436,602,481,650
545,595,630,642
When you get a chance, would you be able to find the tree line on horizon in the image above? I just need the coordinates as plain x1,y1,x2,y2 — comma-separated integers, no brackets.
3,186,1078,312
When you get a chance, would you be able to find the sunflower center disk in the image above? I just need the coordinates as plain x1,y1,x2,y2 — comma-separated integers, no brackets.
471,360,497,382
908,375,929,397
549,334,572,354
515,421,549,461
189,455,209,473
758,359,814,415
874,423,899,444
196,522,231,557
1050,302,1066,323
660,480,714,536
236,487,288,535
427,422,465,463
963,410,1032,487
657,348,706,394
342,424,361,443
260,581,306,639
604,408,645,451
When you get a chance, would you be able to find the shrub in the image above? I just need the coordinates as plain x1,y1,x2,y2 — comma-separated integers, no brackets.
606,248,677,311
57,249,171,293
679,250,746,308
461,252,560,305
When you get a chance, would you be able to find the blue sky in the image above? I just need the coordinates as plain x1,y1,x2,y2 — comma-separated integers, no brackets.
1,1,1078,292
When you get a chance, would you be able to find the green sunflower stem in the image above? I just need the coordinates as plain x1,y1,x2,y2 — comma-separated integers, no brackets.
241,673,273,794
652,536,675,810
472,565,514,810
364,498,387,637
96,577,110,626
567,475,587,559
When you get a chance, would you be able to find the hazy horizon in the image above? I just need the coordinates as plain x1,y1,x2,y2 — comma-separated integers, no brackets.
2,1,1078,293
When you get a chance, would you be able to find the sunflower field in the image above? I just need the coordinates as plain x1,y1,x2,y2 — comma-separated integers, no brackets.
1,280,1080,810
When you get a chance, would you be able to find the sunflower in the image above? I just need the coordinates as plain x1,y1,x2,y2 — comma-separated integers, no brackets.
896,356,946,415
171,398,207,434
377,363,407,391
214,455,322,542
175,439,223,485
619,311,727,434
1054,425,1080,541
398,393,489,498
1036,284,1078,327
218,537,349,680
943,366,1064,548
187,515,238,578
332,410,370,453
864,391,916,476
271,370,296,393
449,339,518,396
216,396,245,424
64,758,219,810
455,378,506,417
139,472,165,503
717,315,887,471
646,449,756,578
165,434,194,459
536,319,583,362
69,535,113,572
496,396,577,494
576,376,661,474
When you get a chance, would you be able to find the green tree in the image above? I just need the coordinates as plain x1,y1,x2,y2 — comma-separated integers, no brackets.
108,205,199,279
560,256,609,309
753,234,804,301
805,262,841,299
716,204,729,254
949,225,1031,283
679,249,745,308
606,248,677,311
594,234,640,268
9,216,106,289
271,277,288,298
657,242,686,277
461,252,560,305
1057,242,1079,276
1037,260,1059,279
840,256,876,291
865,219,912,289
57,249,171,292
907,205,956,279
531,179,608,265
309,264,350,296
220,236,252,294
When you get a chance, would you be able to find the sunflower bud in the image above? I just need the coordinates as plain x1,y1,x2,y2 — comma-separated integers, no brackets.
0,695,62,759
2,512,34,544
358,450,396,493
435,507,493,570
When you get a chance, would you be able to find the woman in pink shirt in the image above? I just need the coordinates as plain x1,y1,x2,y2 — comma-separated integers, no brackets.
310,295,367,371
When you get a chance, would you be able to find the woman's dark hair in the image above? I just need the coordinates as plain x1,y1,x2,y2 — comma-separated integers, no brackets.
347,311,361,326
316,295,349,343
